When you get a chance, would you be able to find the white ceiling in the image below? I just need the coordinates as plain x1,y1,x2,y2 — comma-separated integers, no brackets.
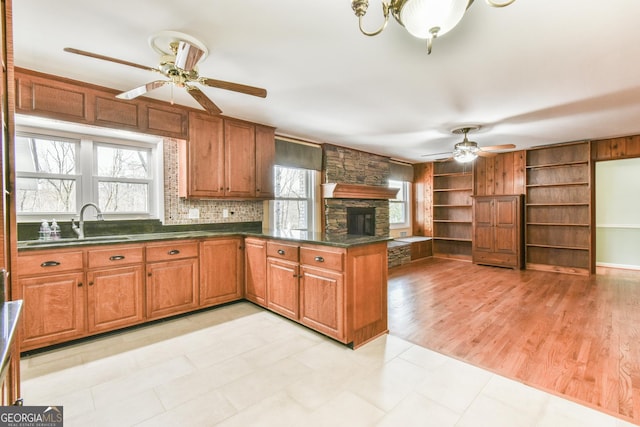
12,0,640,163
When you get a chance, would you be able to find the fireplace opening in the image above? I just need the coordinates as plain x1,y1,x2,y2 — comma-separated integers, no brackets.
347,207,376,236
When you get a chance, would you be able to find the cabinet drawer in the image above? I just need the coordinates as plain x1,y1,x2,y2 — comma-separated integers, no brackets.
472,251,517,267
87,245,144,269
300,246,344,272
18,250,84,276
146,241,199,262
266,241,299,262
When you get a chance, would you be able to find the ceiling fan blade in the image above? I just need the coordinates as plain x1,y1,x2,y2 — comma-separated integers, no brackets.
435,156,454,162
116,80,169,100
187,86,222,115
477,151,497,158
421,151,451,157
174,41,205,72
480,143,517,151
64,47,158,73
199,77,267,98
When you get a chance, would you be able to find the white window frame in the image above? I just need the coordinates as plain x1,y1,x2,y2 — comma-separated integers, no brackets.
389,180,411,229
15,118,163,222
270,165,318,232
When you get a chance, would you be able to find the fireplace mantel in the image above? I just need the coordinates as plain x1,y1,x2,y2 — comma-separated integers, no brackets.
322,183,399,200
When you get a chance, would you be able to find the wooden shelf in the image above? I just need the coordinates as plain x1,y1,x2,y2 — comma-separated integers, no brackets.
526,160,589,169
433,172,472,177
526,243,589,251
433,188,473,192
322,183,399,199
526,182,589,188
433,237,472,242
525,141,593,275
433,204,471,207
433,220,472,224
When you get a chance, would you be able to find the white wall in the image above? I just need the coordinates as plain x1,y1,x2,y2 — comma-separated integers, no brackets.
595,158,640,269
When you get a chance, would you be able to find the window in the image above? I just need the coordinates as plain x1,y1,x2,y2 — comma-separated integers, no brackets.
15,124,162,221
271,165,316,231
389,180,410,227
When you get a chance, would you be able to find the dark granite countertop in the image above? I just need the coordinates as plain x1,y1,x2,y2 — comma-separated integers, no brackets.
0,300,23,384
18,229,391,251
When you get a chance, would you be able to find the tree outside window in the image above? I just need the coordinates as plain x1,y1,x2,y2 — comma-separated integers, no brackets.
272,166,315,231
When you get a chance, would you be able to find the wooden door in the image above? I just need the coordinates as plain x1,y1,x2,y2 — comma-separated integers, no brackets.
224,120,255,198
255,125,275,199
299,266,344,341
199,237,244,307
86,265,144,333
266,258,299,320
181,112,225,197
244,238,267,307
494,196,518,254
473,197,495,253
19,272,86,350
146,258,199,320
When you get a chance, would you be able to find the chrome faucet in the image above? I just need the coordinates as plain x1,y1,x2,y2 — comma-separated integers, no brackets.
71,203,104,239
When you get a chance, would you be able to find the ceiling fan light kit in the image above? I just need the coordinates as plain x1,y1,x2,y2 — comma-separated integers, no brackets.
63,30,267,115
351,0,517,54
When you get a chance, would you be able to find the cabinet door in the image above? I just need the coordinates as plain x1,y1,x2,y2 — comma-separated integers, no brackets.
494,197,518,254
146,258,199,320
266,258,299,320
19,272,86,350
224,120,256,198
255,125,275,199
180,112,225,198
473,197,495,253
200,238,244,307
299,266,344,341
87,265,144,333
245,238,267,306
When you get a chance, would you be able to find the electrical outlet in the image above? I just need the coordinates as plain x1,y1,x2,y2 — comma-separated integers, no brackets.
188,208,199,219
223,209,229,218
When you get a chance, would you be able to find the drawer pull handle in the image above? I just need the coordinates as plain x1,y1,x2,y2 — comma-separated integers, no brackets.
40,261,60,267
109,255,125,261
168,249,181,255
314,256,325,263
277,249,285,255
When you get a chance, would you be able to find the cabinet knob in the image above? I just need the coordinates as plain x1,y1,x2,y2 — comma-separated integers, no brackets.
277,249,285,255
78,282,83,287
89,281,94,286
40,260,61,267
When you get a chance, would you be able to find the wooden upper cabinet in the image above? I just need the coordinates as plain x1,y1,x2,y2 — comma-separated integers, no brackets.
179,112,275,199
224,119,256,198
179,112,225,198
255,125,275,198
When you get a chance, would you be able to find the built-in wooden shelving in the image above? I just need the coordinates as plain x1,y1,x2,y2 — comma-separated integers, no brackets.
525,141,593,275
431,161,473,260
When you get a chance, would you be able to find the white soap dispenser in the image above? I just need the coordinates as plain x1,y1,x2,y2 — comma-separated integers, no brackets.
50,219,60,240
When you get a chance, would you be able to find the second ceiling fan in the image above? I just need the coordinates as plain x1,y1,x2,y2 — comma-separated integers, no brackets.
423,126,516,163
64,30,267,115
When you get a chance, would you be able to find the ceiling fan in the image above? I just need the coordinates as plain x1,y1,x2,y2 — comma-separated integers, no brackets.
63,31,267,115
422,126,516,163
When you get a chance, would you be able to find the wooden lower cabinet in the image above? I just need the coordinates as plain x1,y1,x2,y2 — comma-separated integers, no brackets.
87,266,144,333
266,257,299,320
199,237,244,307
299,265,344,341
18,272,86,351
244,237,267,306
145,241,199,320
472,195,523,269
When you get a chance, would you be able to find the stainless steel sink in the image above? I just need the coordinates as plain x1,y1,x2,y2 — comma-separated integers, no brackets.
20,235,132,246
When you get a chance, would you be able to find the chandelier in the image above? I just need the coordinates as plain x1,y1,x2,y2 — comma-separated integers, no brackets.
351,0,517,54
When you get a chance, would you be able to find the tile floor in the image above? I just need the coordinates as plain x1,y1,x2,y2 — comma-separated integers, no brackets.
21,302,636,427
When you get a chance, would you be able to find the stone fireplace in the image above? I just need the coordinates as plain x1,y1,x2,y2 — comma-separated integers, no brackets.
323,145,392,237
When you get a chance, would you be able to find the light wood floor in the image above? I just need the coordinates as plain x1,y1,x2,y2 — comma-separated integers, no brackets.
388,257,640,425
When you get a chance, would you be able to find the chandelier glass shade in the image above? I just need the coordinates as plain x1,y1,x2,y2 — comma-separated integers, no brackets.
351,0,517,54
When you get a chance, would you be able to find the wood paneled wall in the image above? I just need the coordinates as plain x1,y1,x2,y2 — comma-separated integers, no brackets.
474,151,526,196
412,162,433,236
592,135,640,161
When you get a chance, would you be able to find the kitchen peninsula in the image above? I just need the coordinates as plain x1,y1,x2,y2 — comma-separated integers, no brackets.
16,229,389,352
